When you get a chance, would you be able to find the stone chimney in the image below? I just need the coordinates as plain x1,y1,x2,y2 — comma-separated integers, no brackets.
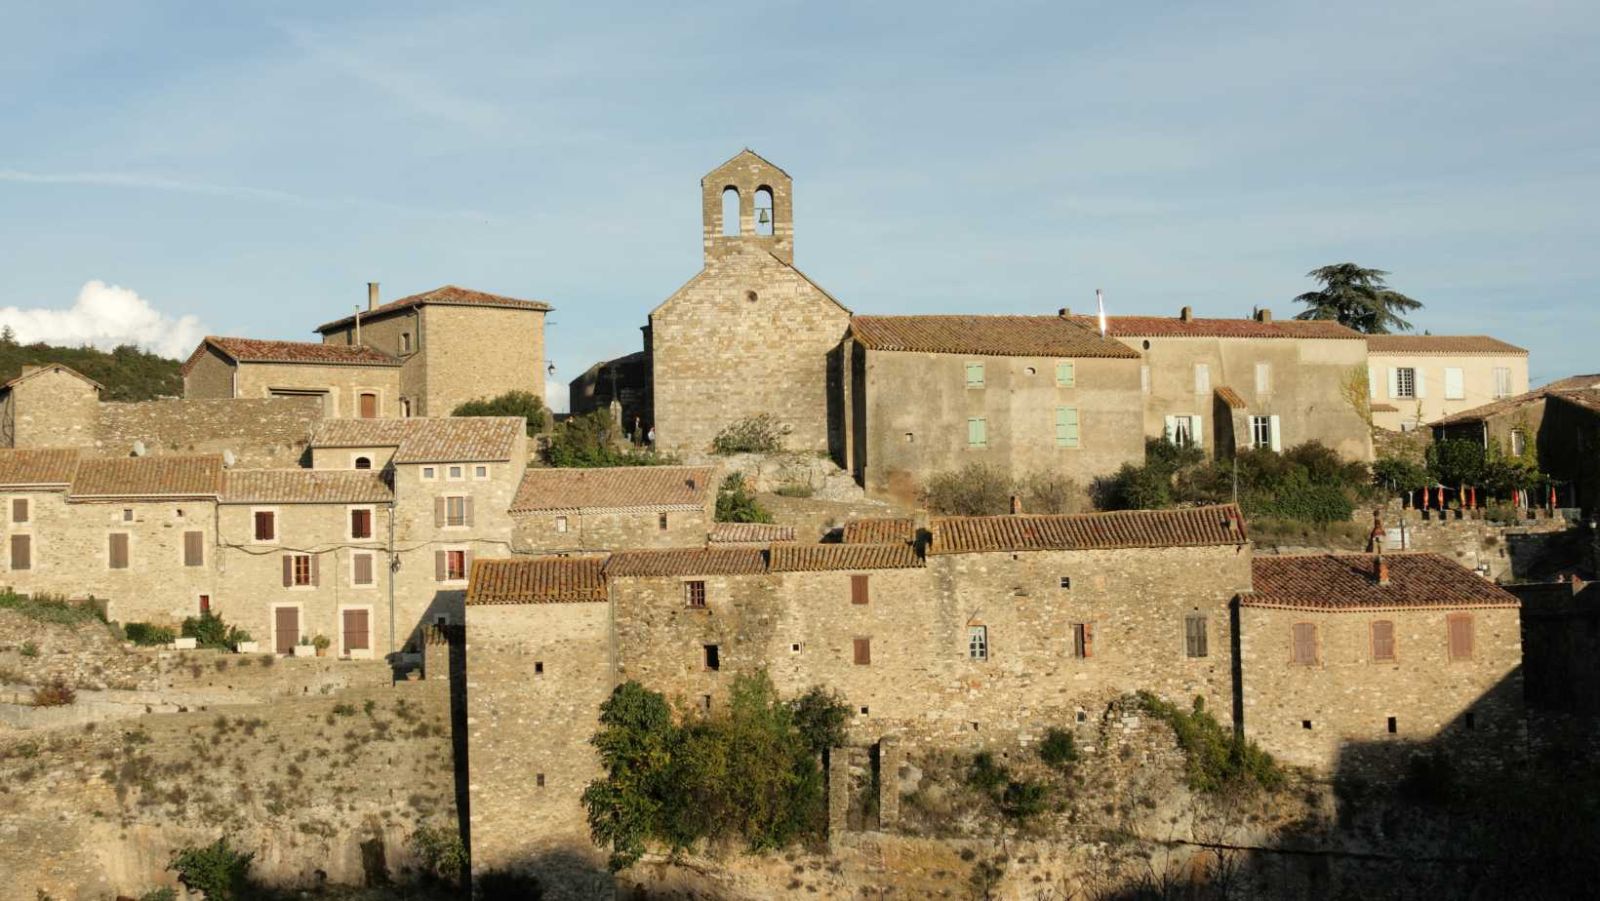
1366,508,1386,553
367,282,380,312
1179,306,1193,322
1256,308,1273,323
1058,307,1071,318
1010,495,1023,515
1376,554,1391,587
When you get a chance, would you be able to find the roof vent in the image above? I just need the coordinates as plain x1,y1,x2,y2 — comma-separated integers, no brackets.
686,478,696,491
222,449,237,468
1058,307,1071,318
1179,306,1194,322
131,440,146,458
1256,308,1273,323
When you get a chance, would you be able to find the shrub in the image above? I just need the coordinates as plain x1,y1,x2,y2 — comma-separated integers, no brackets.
966,751,1052,823
712,414,784,455
546,410,675,468
452,389,548,435
137,889,177,901
924,463,1014,515
788,686,852,756
715,473,773,523
774,482,814,498
124,622,177,647
1037,728,1078,771
1020,472,1086,515
1373,456,1429,494
168,838,254,901
1427,439,1487,486
32,678,75,707
410,822,466,886
19,640,39,658
180,611,250,651
1486,501,1520,525
1134,692,1283,793
0,591,104,626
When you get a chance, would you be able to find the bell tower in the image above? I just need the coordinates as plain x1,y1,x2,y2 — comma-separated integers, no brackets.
701,149,794,266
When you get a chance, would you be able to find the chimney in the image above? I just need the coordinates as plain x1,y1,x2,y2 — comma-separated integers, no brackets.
1376,554,1391,587
1256,308,1273,323
1366,508,1386,552
1010,495,1023,515
1058,307,1071,318
367,282,380,312
1179,306,1193,322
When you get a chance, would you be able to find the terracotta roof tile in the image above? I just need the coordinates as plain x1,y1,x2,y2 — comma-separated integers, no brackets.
0,448,80,487
770,543,923,572
850,315,1140,359
511,466,714,514
1431,374,1600,426
1550,389,1600,416
1215,386,1247,410
316,285,552,333
222,470,392,504
1071,315,1362,340
183,337,399,375
840,518,916,545
929,505,1246,555
70,455,224,498
466,557,607,606
309,417,523,463
1370,403,1400,413
708,522,797,544
1365,334,1527,355
1245,553,1519,611
606,547,767,578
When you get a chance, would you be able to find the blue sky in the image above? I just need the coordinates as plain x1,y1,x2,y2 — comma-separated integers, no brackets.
2,0,1596,407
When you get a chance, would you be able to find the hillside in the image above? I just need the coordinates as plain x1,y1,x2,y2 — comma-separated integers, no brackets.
0,337,181,401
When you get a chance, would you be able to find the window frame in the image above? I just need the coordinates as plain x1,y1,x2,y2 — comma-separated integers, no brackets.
446,465,465,482
555,515,569,534
1510,429,1527,458
1250,415,1273,450
968,624,989,661
251,507,279,543
356,389,382,419
1291,622,1319,665
441,548,468,583
1395,367,1417,399
1184,613,1208,659
473,464,489,480
1370,619,1397,663
420,466,437,481
442,494,469,529
684,580,707,609
1493,367,1512,399
350,550,378,588
107,531,132,571
348,505,376,541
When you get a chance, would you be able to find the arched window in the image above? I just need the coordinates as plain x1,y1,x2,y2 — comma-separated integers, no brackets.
754,186,774,236
354,456,372,470
721,186,740,236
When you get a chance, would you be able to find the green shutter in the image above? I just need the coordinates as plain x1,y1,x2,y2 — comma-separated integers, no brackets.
965,362,985,388
967,417,987,447
1055,407,1080,448
1055,361,1075,387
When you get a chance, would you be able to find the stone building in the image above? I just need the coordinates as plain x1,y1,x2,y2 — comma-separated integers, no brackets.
1239,552,1523,775
568,350,650,437
647,150,851,457
508,465,716,554
182,336,403,418
0,364,103,448
1365,334,1529,431
1432,374,1600,511
845,314,1144,505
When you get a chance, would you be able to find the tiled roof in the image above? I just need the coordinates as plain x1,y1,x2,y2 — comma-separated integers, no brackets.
850,316,1140,359
466,557,607,606
709,522,797,544
1215,386,1247,410
1550,389,1600,416
1,364,104,393
1431,374,1600,426
510,466,715,514
221,470,392,504
309,417,523,463
840,518,916,545
770,543,923,572
1370,403,1400,413
1071,314,1362,341
929,505,1246,555
0,449,81,487
316,285,552,333
1365,335,1527,355
70,455,224,498
182,337,399,375
606,547,768,578
1245,553,1519,611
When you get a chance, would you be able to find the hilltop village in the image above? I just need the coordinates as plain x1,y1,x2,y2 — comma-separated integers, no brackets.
3,151,1599,899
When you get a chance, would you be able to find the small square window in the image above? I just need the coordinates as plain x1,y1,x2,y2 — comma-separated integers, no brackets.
1302,720,1313,730
1060,576,1071,589
448,465,464,480
122,508,134,522
534,661,544,675
474,465,489,479
791,643,801,652
859,706,869,716
1386,716,1397,734
421,466,437,481
535,773,545,788
555,515,569,534
704,644,720,671
685,581,707,608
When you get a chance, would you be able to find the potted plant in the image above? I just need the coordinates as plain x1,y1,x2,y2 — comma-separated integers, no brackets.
313,634,332,658
292,636,315,658
235,639,259,654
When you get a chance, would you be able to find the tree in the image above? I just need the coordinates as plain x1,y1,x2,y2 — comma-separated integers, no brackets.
452,390,548,436
168,838,254,900
1291,263,1423,334
546,410,672,467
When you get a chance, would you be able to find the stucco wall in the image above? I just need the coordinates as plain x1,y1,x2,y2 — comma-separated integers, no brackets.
1368,352,1528,430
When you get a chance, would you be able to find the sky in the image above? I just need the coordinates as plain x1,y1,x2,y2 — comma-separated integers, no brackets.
2,1,1597,410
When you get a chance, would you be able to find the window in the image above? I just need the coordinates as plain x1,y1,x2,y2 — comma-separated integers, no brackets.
754,186,774,236
535,773,546,788
1249,415,1278,451
967,417,987,448
965,362,985,388
1371,620,1396,662
421,466,436,480
183,531,205,567
555,515,569,534
1386,716,1398,735
704,644,720,671
198,594,211,615
1511,429,1527,457
1493,367,1512,398
401,398,412,418
1072,623,1094,659
1184,614,1208,658
1167,415,1199,448
354,456,373,470
1447,613,1475,661
350,508,373,540
684,581,706,608
352,552,375,587
850,574,869,605
447,465,464,481
1291,622,1318,665
1302,720,1313,730
436,549,468,582
10,498,27,524
285,553,315,587
853,637,872,666
9,534,30,570
968,625,988,660
1444,367,1465,400
342,608,370,654
474,465,489,480
1194,363,1210,394
359,392,378,419
721,186,740,236
658,512,669,531
108,533,130,570
534,661,544,675
401,333,412,353
1055,362,1075,388
122,508,134,522
1255,361,1272,395
1055,407,1080,448
1395,367,1417,399
1059,576,1071,589
253,510,276,542
440,496,469,528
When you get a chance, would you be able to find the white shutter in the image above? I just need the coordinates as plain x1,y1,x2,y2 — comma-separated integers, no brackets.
1191,415,1204,449
1444,368,1464,400
1194,364,1210,394
1164,415,1177,443
1415,369,1426,398
1387,368,1400,399
1269,415,1282,452
1369,368,1379,400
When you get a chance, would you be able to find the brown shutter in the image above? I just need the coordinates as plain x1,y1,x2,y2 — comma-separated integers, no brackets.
435,550,447,582
359,393,377,418
434,497,446,528
464,497,475,527
255,510,274,541
1292,623,1318,665
851,574,869,605
109,533,129,569
275,606,298,654
282,554,293,588
353,553,373,585
184,531,204,567
10,534,30,570
344,609,370,651
1447,614,1474,661
11,498,27,524
463,550,474,580
310,553,320,587
1371,620,1396,661
853,637,871,665
1082,622,1094,659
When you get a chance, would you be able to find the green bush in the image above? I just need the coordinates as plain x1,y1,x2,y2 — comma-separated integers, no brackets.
715,473,773,524
1373,456,1430,494
546,410,676,468
137,889,177,901
788,686,851,756
452,389,548,435
923,463,1014,515
19,640,38,658
180,611,250,651
965,751,1052,823
168,837,254,900
124,622,176,647
410,822,466,886
1427,439,1487,486
773,482,814,498
711,414,784,455
1038,728,1078,771
0,339,179,402
1134,692,1284,794
0,591,104,626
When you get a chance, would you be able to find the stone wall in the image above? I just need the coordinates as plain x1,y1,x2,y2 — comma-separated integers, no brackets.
5,367,100,448
96,396,320,467
511,506,711,554
233,360,403,419
414,305,546,418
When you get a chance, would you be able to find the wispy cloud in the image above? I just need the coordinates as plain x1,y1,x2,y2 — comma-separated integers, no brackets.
0,280,207,359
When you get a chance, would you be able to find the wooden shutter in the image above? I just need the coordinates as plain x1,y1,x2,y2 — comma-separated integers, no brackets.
310,553,321,587
1414,369,1427,398
435,550,447,582
1190,416,1203,448
1444,367,1464,400
1082,623,1094,659
359,393,377,418
853,637,871,666
1268,415,1282,453
254,510,274,541
965,362,984,387
1163,415,1177,443
464,497,475,527
1056,361,1075,387
1371,620,1396,661
353,553,373,586
967,418,986,447
274,607,298,655
1387,368,1400,399
351,509,370,539
1447,614,1474,661
183,531,204,567
343,609,370,652
1186,615,1208,658
1255,361,1271,394
1292,623,1318,665
434,497,446,528
462,550,474,581
1194,363,1210,394
282,554,293,587
11,498,27,524
108,533,129,569
851,574,869,605
10,534,30,570
1056,407,1080,448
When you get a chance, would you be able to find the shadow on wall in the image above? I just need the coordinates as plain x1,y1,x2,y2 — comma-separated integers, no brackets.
473,847,615,900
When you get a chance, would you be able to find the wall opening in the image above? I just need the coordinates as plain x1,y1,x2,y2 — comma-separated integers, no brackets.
754,186,774,236
721,187,740,236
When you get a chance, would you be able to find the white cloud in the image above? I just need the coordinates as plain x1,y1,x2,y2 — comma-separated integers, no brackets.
0,280,208,359
545,378,569,415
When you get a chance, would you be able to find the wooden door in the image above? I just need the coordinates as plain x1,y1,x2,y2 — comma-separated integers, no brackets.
274,607,299,655
359,392,378,418
342,609,370,655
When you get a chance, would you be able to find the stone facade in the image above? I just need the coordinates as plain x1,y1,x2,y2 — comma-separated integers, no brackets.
1365,336,1529,431
0,365,103,448
94,397,321,467
184,343,403,419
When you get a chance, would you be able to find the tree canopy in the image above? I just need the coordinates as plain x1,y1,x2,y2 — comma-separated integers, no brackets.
451,389,548,435
1291,263,1423,334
